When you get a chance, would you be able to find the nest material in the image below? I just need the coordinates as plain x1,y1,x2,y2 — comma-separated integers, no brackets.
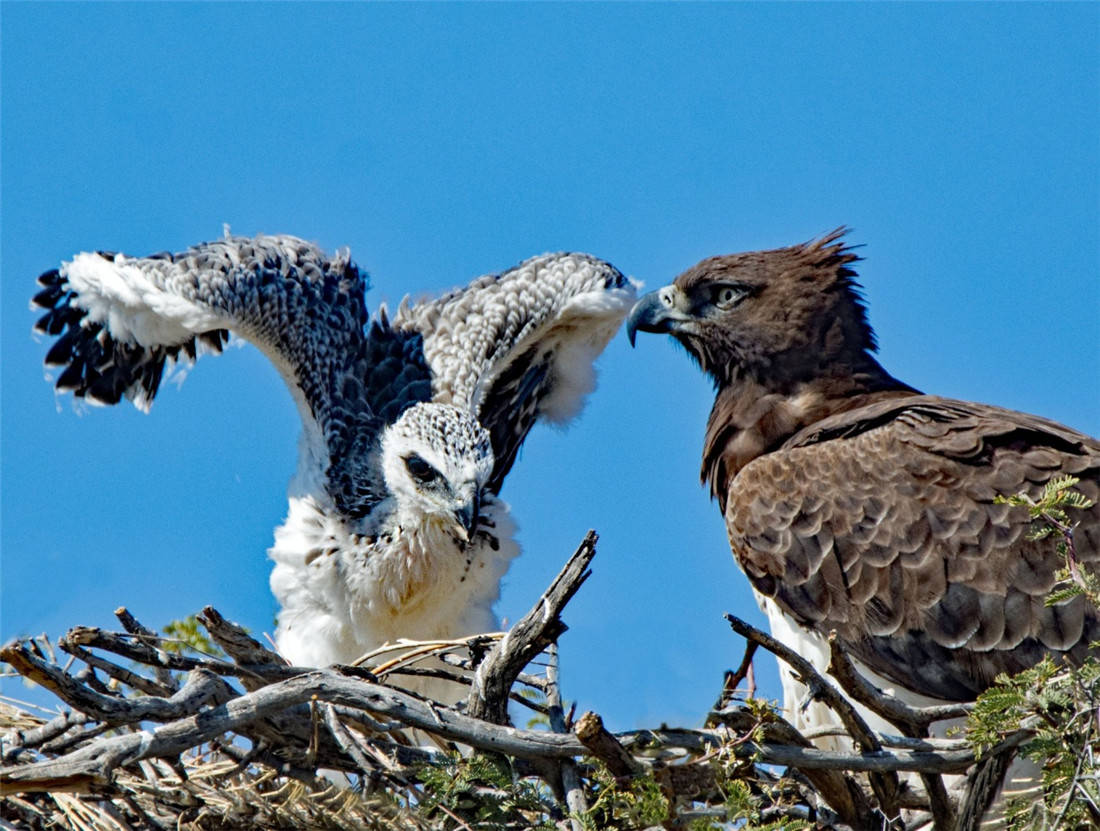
1,533,1027,831
1,709,416,830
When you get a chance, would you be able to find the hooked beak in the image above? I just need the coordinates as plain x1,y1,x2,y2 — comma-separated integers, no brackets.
626,285,693,346
452,494,480,542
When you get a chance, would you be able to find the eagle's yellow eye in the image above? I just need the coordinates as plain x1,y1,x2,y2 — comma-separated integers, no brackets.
714,285,744,309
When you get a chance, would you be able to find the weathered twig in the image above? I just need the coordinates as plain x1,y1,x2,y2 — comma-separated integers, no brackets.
951,731,1037,831
1,642,236,729
609,726,977,773
955,746,1015,831
56,639,171,699
196,606,287,692
56,625,307,686
440,648,550,690
574,711,643,778
113,607,177,692
384,665,551,714
709,705,872,822
2,710,91,763
0,668,574,794
798,728,969,752
319,701,414,792
726,640,759,702
467,530,597,724
724,616,878,751
827,634,974,830
547,644,587,829
38,722,115,757
725,613,903,822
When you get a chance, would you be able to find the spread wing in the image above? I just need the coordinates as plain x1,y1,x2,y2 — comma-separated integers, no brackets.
392,252,636,493
33,232,432,517
725,395,1100,700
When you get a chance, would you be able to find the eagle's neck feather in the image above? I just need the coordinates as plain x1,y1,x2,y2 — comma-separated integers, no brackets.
701,365,915,509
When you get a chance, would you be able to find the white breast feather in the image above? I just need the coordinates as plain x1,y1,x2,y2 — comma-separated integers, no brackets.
756,594,1037,825
270,494,519,682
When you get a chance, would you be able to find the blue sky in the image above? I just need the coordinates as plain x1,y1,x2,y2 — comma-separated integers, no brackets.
3,3,1097,731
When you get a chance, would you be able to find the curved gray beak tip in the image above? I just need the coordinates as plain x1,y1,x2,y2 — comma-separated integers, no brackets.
626,292,673,347
453,499,480,541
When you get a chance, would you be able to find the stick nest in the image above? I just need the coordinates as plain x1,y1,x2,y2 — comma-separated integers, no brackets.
1,533,1027,830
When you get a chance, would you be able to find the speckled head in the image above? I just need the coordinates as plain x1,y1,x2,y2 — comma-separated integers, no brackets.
380,402,494,540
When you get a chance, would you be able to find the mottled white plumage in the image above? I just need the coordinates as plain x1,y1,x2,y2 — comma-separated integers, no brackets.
34,231,636,697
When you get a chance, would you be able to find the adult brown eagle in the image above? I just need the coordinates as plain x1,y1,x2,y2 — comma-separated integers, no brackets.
626,229,1100,717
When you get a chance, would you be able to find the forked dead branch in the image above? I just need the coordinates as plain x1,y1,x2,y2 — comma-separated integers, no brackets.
2,532,1029,830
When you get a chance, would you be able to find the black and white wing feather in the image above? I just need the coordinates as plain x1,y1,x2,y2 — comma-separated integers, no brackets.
393,252,637,492
35,236,637,685
33,233,431,517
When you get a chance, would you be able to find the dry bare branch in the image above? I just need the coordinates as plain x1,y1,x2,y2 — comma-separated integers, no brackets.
574,711,643,778
466,530,597,725
725,612,904,821
2,532,1032,831
547,644,587,830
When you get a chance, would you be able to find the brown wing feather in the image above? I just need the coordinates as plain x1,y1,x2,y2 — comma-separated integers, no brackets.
726,395,1100,700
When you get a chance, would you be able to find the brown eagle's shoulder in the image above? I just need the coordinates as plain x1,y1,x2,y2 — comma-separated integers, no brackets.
783,394,1100,460
727,394,1100,700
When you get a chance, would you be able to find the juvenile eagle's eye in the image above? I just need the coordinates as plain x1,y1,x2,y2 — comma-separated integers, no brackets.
404,454,439,485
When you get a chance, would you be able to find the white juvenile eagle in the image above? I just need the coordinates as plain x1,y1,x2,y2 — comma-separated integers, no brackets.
33,232,635,681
